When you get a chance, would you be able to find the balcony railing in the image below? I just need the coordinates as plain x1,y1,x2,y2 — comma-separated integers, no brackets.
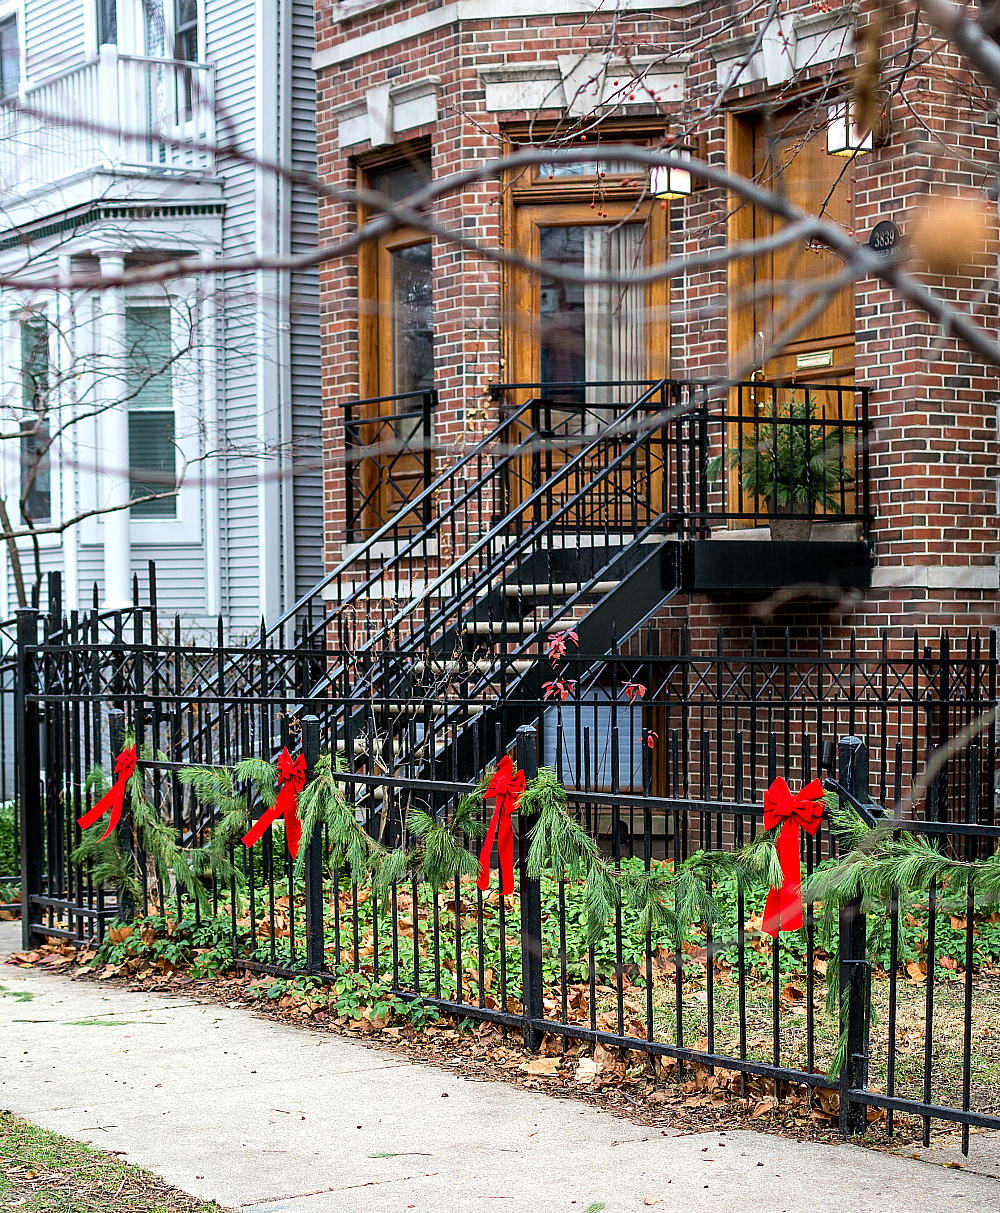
668,380,871,541
0,45,215,199
490,379,870,541
344,390,436,542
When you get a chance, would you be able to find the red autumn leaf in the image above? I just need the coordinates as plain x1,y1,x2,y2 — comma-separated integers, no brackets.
624,681,647,702
544,629,579,665
646,730,658,749
542,678,576,702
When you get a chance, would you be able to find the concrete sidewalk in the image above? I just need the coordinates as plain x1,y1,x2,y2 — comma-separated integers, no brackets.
1,925,997,1213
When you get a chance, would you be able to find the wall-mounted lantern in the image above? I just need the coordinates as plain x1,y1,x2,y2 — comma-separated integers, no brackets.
827,102,873,156
650,165,692,199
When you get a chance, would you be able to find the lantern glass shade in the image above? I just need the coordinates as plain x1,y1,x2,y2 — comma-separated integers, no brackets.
827,103,873,156
650,165,691,199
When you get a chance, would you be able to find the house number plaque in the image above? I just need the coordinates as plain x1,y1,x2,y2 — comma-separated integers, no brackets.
868,220,901,257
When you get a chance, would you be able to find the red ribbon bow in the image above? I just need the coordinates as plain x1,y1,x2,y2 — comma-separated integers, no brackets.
242,748,307,860
77,745,137,840
477,754,526,896
762,776,825,936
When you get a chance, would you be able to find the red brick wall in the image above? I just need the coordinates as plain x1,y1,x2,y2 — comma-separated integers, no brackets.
314,0,1000,655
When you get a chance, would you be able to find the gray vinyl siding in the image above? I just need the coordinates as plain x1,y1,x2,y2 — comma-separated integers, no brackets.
71,546,209,617
24,0,85,84
207,0,260,635
289,0,322,599
131,545,208,614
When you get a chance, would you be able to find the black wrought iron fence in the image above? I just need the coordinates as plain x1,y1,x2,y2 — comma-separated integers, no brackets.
13,562,1000,1148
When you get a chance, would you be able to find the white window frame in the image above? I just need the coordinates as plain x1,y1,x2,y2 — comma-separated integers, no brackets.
0,1,23,99
87,0,203,59
119,287,203,542
0,299,61,550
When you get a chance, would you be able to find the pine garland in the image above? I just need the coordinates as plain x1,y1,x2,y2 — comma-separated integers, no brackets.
76,739,1000,982
523,765,784,946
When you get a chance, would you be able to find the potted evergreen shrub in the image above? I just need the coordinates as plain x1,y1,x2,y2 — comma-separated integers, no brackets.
706,393,855,541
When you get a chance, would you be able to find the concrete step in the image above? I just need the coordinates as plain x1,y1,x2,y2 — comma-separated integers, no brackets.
463,618,583,636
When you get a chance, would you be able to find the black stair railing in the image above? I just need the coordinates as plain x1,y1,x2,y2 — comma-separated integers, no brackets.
298,380,707,774
307,379,688,669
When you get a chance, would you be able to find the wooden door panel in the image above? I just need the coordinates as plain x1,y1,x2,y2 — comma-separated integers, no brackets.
726,109,856,528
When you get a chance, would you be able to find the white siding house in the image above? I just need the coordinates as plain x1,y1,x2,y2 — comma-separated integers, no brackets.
0,0,321,633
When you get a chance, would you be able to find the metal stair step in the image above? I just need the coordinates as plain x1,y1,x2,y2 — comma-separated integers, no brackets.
503,581,620,597
463,619,583,635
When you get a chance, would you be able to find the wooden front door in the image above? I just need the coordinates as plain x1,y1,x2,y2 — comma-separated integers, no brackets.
506,198,669,527
725,109,858,526
728,107,855,384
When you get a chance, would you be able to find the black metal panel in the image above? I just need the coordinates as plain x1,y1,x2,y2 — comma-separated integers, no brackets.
683,540,873,591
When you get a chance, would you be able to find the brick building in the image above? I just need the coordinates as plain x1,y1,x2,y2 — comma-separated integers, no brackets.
304,0,1000,793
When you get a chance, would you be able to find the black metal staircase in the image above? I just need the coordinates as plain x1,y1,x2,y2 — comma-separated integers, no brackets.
257,377,871,802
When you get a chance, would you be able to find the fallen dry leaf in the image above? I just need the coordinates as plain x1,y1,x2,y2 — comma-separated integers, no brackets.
575,1057,598,1084
521,1057,560,1077
751,1096,778,1119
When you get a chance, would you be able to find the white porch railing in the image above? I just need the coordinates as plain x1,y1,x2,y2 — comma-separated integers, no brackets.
0,45,215,201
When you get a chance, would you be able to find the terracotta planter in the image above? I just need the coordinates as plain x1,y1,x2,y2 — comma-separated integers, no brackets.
769,502,812,542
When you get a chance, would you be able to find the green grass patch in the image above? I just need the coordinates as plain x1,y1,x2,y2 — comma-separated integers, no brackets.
65,1017,134,1027
0,1109,227,1212
0,984,33,1002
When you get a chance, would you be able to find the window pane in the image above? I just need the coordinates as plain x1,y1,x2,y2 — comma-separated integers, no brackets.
21,315,48,413
96,0,117,46
538,224,645,407
370,157,432,202
174,0,198,61
144,0,165,56
20,419,50,523
128,411,176,516
126,307,172,408
391,243,433,395
539,226,586,390
0,16,19,99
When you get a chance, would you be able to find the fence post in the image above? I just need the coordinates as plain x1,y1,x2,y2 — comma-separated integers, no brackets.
16,609,41,951
107,708,135,923
837,735,870,1136
302,715,324,976
516,724,544,1051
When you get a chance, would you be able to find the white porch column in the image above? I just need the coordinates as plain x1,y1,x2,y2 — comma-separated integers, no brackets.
98,252,131,608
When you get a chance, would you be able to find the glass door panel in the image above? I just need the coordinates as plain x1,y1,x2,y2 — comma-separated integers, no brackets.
508,200,667,530
349,231,435,538
391,243,433,396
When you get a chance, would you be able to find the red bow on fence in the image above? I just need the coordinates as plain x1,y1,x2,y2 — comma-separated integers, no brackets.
77,745,137,840
761,776,825,936
242,748,307,860
477,754,525,897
